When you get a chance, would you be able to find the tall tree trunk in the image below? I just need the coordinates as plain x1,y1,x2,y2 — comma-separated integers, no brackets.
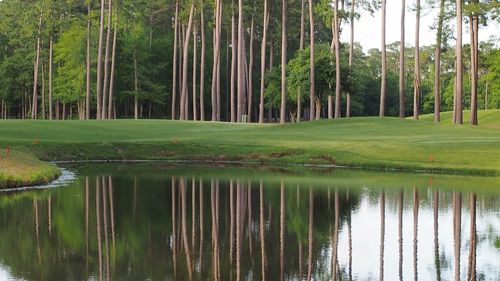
108,15,118,119
379,0,387,117
211,15,218,121
48,35,53,120
32,10,43,120
300,0,305,50
258,0,269,123
247,16,255,122
86,2,91,120
434,0,445,123
280,0,287,124
453,0,463,125
469,5,478,126
309,0,316,121
297,0,305,123
237,0,246,123
96,0,106,120
102,0,113,119
268,40,274,122
41,62,45,119
200,3,206,121
211,0,222,121
171,0,179,120
180,4,195,120
413,0,421,120
399,0,405,119
193,23,198,121
334,0,341,119
231,8,237,122
347,0,354,118
134,51,139,120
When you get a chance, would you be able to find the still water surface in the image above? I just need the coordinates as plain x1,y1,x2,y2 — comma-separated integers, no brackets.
0,164,498,281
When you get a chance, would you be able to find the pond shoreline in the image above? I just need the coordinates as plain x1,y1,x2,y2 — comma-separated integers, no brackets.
2,152,499,190
3,148,500,190
52,158,498,176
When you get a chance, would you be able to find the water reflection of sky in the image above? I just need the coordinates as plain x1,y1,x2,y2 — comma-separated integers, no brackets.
336,192,500,281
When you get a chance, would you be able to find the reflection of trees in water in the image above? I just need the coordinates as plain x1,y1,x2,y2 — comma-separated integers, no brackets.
0,174,492,281
454,192,462,281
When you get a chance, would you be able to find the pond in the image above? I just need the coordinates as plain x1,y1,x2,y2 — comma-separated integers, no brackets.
0,163,499,281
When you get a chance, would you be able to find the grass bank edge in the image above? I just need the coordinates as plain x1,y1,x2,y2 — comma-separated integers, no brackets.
0,150,61,189
21,141,500,176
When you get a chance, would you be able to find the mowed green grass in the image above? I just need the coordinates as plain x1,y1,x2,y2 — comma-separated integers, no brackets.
420,110,500,128
0,110,499,175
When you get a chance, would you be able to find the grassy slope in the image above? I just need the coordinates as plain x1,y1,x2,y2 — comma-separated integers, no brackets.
0,110,499,175
0,149,60,188
420,110,500,128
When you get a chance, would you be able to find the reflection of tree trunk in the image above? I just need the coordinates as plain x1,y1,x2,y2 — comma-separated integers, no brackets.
413,188,419,281
211,179,220,281
108,177,116,258
181,178,193,280
280,181,285,280
297,186,302,279
230,179,235,266
96,177,103,281
348,192,352,281
433,191,441,281
236,181,242,281
332,190,339,281
172,177,177,277
102,177,110,281
466,193,476,281
199,179,204,272
192,178,196,249
34,198,41,264
48,195,52,236
133,177,137,222
380,191,385,281
307,188,314,281
248,181,254,263
398,191,404,281
216,180,220,231
453,192,462,281
259,181,266,281
85,177,90,270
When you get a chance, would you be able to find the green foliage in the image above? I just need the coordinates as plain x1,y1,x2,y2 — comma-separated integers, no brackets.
54,24,86,103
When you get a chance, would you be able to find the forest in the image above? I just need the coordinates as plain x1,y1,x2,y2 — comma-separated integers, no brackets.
0,0,498,124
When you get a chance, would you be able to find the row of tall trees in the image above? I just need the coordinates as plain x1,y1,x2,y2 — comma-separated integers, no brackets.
0,0,498,124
